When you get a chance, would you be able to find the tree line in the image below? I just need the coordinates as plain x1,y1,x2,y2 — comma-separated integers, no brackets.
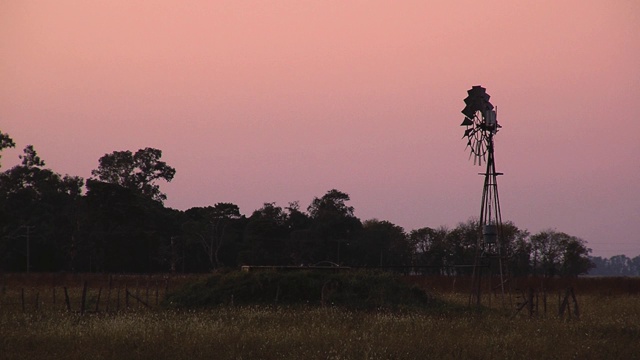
588,255,640,276
0,132,609,276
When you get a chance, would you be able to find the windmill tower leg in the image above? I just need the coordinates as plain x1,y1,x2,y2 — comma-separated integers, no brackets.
469,135,509,308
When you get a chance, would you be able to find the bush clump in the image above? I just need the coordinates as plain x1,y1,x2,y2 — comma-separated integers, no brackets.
164,270,434,310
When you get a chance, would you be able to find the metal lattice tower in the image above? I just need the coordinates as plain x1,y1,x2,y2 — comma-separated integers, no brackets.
459,86,509,307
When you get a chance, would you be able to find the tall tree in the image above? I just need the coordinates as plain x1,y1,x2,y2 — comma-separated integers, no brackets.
91,147,176,203
530,230,594,277
0,146,83,271
19,145,45,168
409,226,450,274
0,131,15,167
184,203,243,270
444,219,481,275
306,189,361,264
357,219,411,269
242,202,289,265
500,222,532,276
284,201,312,266
81,179,173,272
308,189,355,219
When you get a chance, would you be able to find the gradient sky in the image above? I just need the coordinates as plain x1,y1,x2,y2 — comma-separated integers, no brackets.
2,1,639,258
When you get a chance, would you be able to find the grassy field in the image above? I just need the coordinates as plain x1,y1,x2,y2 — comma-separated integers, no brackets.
1,274,639,359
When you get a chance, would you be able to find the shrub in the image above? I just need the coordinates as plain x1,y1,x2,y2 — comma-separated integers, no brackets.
164,270,433,310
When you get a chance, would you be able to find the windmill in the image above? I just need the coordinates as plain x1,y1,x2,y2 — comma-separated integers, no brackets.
460,85,508,307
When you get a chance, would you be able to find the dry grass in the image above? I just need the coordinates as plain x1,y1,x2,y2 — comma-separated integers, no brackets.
1,274,639,359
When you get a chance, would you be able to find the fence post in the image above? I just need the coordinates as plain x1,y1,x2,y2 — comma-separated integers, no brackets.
106,275,112,313
63,287,71,312
570,287,580,319
80,281,88,315
95,287,102,313
145,276,150,306
527,288,534,317
543,288,547,316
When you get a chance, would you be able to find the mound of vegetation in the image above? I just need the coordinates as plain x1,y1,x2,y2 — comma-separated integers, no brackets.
164,270,434,310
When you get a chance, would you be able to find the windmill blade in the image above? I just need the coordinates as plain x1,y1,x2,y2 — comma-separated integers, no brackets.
468,85,486,97
461,117,473,126
462,105,476,119
484,101,494,111
463,86,494,116
463,128,474,139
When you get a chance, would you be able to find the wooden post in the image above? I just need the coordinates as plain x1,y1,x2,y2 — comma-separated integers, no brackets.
106,276,112,313
125,290,149,308
95,287,102,313
80,281,88,315
63,287,71,312
558,288,576,319
527,288,534,317
135,280,139,304
570,288,580,319
543,288,547,316
145,276,150,305
558,290,561,315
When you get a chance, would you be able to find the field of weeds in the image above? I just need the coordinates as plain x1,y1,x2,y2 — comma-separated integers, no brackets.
1,274,639,359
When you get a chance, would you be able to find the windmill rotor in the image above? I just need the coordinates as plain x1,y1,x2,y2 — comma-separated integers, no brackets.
460,85,499,165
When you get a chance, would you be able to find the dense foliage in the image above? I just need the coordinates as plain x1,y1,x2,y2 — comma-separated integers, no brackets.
0,131,609,275
165,271,433,310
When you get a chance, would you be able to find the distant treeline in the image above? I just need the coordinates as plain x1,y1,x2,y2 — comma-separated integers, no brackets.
588,255,640,277
0,133,608,276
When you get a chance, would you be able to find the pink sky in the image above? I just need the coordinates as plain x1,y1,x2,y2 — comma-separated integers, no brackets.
1,1,639,257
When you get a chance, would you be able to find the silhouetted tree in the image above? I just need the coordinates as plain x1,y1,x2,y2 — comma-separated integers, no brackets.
410,226,450,274
80,179,175,272
241,202,289,265
0,146,83,271
501,222,532,276
0,131,15,167
357,219,411,270
91,147,175,203
306,189,361,264
445,219,480,275
283,201,312,265
184,203,243,270
530,230,593,277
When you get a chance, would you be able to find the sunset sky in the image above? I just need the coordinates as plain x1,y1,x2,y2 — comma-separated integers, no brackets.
1,1,639,257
